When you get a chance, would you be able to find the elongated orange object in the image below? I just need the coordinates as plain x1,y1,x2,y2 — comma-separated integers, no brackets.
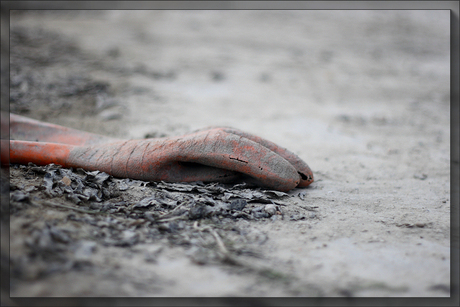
7,113,314,191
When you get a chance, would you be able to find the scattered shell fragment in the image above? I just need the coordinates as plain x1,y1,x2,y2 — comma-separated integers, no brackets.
264,204,277,216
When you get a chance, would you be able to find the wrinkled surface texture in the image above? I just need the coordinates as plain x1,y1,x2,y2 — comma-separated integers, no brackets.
4,10,452,298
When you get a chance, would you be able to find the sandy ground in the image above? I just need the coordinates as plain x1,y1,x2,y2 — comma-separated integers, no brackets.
2,9,454,300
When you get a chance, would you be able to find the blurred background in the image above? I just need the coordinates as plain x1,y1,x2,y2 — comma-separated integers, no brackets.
8,10,451,158
4,8,454,298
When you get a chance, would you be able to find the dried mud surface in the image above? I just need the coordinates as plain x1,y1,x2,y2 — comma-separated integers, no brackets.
3,10,451,298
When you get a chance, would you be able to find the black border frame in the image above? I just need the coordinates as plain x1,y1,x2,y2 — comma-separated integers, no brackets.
1,1,458,306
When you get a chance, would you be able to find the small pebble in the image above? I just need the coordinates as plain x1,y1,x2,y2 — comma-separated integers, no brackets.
61,176,71,186
290,214,306,221
264,204,277,216
229,199,247,211
298,191,307,200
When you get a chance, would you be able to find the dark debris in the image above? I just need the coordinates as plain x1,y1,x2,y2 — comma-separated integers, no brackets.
11,163,294,222
9,162,311,281
32,164,120,202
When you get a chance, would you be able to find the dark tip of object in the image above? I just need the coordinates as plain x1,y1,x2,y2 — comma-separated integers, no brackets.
298,172,310,180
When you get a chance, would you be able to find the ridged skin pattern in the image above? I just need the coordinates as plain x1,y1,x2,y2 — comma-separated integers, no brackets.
7,113,313,192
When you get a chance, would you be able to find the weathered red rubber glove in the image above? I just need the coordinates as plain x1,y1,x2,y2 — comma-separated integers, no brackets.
8,113,313,191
